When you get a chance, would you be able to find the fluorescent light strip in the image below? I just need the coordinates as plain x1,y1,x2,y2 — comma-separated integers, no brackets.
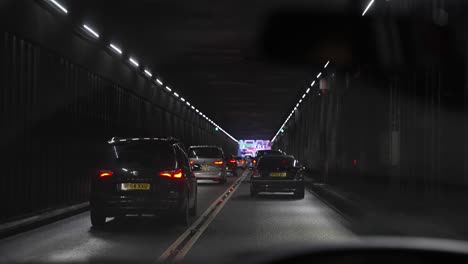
311,80,316,86
362,0,375,16
144,69,152,77
299,99,303,103
165,86,172,92
129,57,139,67
186,102,190,106
302,94,306,99
156,79,163,85
109,43,122,54
306,88,310,94
174,92,179,97
317,72,322,78
48,0,68,14
324,61,330,68
191,106,195,109
83,24,99,38
181,97,186,102
196,109,199,113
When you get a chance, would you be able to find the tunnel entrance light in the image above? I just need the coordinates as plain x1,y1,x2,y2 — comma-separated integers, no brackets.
165,86,172,92
156,79,163,85
109,43,122,55
83,24,100,38
129,57,139,67
362,0,375,16
144,69,152,77
47,0,68,14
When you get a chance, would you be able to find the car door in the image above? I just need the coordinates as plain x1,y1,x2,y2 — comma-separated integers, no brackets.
176,145,196,206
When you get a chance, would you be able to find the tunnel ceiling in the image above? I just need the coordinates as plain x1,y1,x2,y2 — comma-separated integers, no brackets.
60,0,354,140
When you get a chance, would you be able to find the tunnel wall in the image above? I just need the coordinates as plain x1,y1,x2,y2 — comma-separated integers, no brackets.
0,1,237,222
274,2,467,195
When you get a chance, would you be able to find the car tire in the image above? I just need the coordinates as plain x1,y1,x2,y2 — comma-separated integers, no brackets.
189,192,197,216
176,196,190,226
219,177,227,184
250,186,257,197
294,187,305,199
90,209,106,228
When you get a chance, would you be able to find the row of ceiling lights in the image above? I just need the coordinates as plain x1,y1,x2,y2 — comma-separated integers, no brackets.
44,0,239,143
271,0,376,143
271,60,330,143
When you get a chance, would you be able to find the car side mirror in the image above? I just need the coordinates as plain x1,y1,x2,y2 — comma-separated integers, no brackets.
192,164,202,171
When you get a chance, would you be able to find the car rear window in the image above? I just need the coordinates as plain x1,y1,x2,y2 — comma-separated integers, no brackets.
257,150,283,157
110,142,175,168
189,147,222,158
257,156,295,170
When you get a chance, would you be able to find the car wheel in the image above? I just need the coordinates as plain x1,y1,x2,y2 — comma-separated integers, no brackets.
294,187,305,199
176,196,190,226
90,209,106,228
189,192,197,216
220,177,227,184
250,186,257,197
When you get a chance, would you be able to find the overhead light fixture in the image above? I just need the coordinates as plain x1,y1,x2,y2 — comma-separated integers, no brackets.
83,24,100,38
47,0,68,14
109,43,122,55
144,69,152,77
362,0,375,16
196,109,199,113
317,72,322,78
311,81,316,86
165,86,172,92
296,103,299,108
191,106,195,109
174,92,179,97
324,61,330,68
306,88,310,94
302,94,306,99
156,79,163,85
299,99,303,103
186,102,190,106
181,97,186,102
129,57,139,67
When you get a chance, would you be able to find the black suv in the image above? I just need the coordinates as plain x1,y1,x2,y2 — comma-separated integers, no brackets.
90,137,198,227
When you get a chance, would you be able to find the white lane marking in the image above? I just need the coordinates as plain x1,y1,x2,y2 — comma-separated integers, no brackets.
157,170,249,262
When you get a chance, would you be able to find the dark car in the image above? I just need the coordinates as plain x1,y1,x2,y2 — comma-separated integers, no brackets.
90,137,198,228
225,154,238,176
252,149,284,167
250,155,305,199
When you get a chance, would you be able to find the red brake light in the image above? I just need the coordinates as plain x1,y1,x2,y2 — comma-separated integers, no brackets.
190,160,195,165
213,160,224,165
253,159,257,164
99,170,113,178
229,159,236,163
159,169,183,179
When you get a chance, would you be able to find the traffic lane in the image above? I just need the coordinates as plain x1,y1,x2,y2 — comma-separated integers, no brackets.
0,174,240,263
183,177,356,263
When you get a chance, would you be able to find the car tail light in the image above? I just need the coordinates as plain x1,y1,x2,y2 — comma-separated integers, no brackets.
253,159,257,164
213,160,224,165
190,160,195,165
229,159,236,163
159,169,183,179
99,170,113,178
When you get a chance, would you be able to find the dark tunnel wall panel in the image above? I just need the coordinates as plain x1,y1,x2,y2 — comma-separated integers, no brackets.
0,32,236,222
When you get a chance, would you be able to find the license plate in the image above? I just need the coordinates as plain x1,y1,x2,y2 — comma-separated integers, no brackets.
201,164,210,170
269,172,287,177
121,183,150,191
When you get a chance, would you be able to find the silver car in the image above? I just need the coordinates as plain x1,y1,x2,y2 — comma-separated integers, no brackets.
188,146,227,184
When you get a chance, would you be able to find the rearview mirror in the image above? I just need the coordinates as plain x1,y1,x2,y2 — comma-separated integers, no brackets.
192,164,202,171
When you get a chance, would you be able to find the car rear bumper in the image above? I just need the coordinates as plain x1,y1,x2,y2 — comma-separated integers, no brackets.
251,179,304,193
90,194,183,216
194,171,225,180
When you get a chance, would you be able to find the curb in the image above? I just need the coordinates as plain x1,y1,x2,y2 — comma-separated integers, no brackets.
0,202,89,239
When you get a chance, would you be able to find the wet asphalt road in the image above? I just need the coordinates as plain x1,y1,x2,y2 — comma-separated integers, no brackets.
0,169,354,263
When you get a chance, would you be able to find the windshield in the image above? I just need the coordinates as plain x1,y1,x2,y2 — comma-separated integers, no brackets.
188,147,223,159
1,0,466,263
